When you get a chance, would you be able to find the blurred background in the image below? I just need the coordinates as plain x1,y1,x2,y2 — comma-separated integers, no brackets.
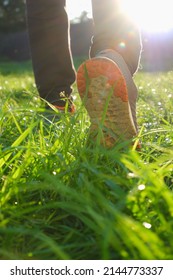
0,0,173,71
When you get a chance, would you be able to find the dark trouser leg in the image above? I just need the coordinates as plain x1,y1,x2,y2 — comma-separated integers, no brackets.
91,0,142,75
26,0,76,106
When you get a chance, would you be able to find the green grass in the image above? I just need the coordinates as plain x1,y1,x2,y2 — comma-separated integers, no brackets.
0,61,173,260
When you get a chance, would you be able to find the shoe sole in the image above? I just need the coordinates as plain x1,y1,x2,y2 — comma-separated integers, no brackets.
77,57,137,147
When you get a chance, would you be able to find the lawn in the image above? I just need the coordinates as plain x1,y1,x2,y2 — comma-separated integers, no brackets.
0,60,173,260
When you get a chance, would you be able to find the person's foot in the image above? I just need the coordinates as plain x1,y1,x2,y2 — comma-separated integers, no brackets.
43,95,76,122
50,100,76,114
76,49,139,148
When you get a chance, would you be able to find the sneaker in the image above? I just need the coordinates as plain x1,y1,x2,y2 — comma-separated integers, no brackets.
76,49,139,148
50,103,76,114
43,96,76,122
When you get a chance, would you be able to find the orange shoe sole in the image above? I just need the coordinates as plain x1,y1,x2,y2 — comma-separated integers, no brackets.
77,57,137,147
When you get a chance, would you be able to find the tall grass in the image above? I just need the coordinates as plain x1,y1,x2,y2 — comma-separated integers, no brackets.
0,61,173,260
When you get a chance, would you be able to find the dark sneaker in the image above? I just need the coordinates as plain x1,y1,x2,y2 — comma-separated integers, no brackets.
43,96,76,122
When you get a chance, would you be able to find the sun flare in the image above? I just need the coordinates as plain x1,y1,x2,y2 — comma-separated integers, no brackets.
121,0,173,32
67,0,173,33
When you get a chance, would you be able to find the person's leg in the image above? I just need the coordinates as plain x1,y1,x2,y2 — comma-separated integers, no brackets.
90,0,142,75
77,0,142,147
26,0,76,107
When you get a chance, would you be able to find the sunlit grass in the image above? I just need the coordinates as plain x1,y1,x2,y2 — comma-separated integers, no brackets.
0,61,173,260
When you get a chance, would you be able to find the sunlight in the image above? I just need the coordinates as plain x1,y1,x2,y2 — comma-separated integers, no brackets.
66,0,92,20
66,0,173,33
121,0,173,32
